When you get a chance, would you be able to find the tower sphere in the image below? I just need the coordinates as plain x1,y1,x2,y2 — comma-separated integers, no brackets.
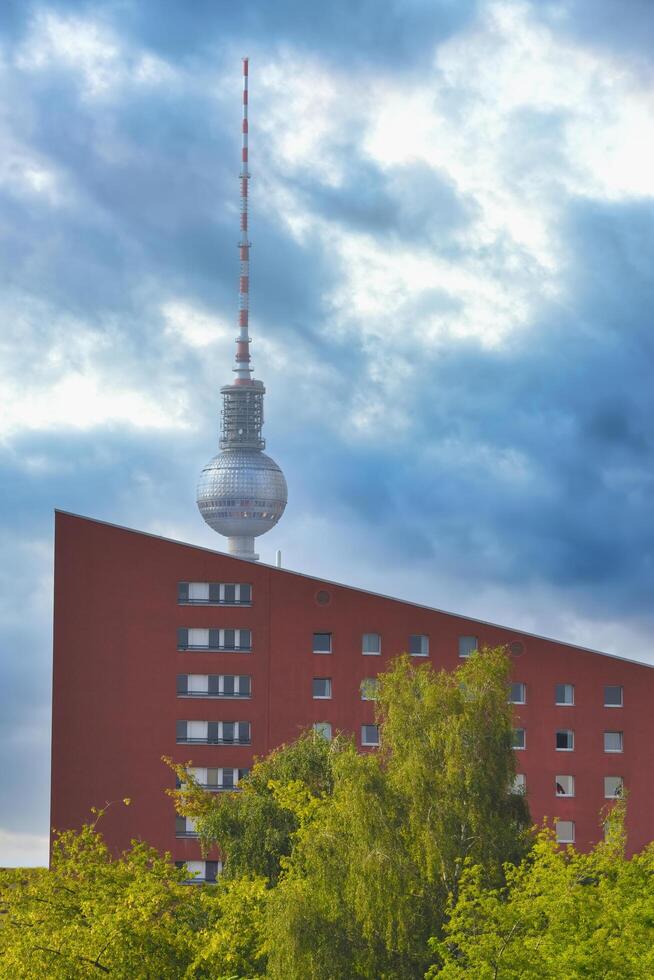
197,449,287,558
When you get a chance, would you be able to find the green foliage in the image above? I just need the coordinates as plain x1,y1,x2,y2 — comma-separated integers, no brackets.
0,808,266,979
169,729,351,884
430,800,654,979
264,649,531,979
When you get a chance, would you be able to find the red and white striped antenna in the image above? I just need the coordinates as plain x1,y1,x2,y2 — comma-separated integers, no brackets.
234,56,252,385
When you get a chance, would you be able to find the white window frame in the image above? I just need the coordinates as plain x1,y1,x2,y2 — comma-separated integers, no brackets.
604,776,623,799
512,773,526,793
604,731,623,753
555,683,575,706
555,775,575,797
313,633,332,654
313,721,332,740
556,820,575,844
409,634,429,657
458,635,478,658
555,729,574,751
312,678,332,700
604,686,623,708
362,633,381,656
512,728,526,750
361,724,380,747
509,682,527,704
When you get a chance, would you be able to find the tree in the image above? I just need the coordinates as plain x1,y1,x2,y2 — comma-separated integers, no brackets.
264,649,530,979
169,729,350,884
0,806,267,979
430,800,654,979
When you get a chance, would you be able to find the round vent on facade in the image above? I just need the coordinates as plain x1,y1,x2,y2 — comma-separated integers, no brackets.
509,640,525,657
316,590,331,606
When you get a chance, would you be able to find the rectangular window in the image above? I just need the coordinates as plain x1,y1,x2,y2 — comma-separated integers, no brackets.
512,773,526,793
604,776,623,798
604,686,623,707
176,859,222,883
178,675,251,697
556,729,574,751
458,635,478,658
312,678,332,699
178,582,252,605
362,633,381,655
604,731,623,753
313,721,332,740
509,682,526,704
361,724,380,746
177,721,250,744
188,674,209,695
512,728,526,750
555,775,575,797
555,683,574,706
409,634,429,657
360,678,379,701
175,816,197,837
177,628,252,652
556,820,575,844
176,674,188,695
313,632,332,654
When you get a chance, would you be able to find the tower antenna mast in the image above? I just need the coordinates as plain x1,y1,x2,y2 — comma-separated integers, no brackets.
196,58,288,560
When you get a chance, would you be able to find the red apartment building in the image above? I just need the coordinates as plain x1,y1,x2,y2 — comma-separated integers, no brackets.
51,509,654,879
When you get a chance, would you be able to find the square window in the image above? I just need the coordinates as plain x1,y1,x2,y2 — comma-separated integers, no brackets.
513,773,526,793
509,682,526,704
556,729,574,751
555,683,574,705
512,728,526,750
360,678,379,701
604,686,623,707
459,636,478,658
556,820,575,844
361,724,380,746
409,634,429,656
604,731,623,753
604,776,623,799
313,632,332,654
313,721,332,740
555,775,575,797
312,678,332,699
362,633,381,655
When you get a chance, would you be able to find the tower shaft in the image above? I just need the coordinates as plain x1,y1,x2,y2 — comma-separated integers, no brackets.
234,57,252,385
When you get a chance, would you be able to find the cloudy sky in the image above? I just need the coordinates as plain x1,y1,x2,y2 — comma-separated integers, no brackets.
1,0,653,865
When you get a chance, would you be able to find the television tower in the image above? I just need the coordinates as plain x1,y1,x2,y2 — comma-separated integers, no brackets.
197,58,287,560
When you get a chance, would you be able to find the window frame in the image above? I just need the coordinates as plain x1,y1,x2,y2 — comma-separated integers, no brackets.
312,677,332,700
555,820,575,844
604,776,623,799
509,681,527,704
555,729,575,751
409,634,429,657
604,685,623,708
361,724,380,747
555,683,575,706
512,728,526,750
604,731,623,753
360,678,379,701
312,632,332,654
555,774,575,797
361,633,382,656
458,635,478,658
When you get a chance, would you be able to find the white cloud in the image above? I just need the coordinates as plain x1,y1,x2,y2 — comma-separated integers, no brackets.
162,300,231,348
15,11,176,99
0,828,49,868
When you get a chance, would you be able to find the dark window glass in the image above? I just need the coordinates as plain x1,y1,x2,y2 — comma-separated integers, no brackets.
510,682,526,703
224,584,236,603
604,686,623,707
239,629,251,650
208,721,220,742
209,583,221,603
222,675,235,696
313,632,332,653
222,628,235,649
176,720,187,741
207,675,220,696
555,684,574,705
409,634,428,656
177,582,189,602
176,674,188,695
361,724,379,746
175,860,185,870
222,769,234,788
177,628,188,649
312,678,331,698
556,730,574,750
238,768,250,781
239,675,251,696
238,721,251,743
240,584,252,603
205,861,219,882
222,722,235,743
208,628,221,649
175,816,186,835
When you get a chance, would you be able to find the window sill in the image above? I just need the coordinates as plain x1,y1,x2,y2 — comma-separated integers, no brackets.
177,693,251,699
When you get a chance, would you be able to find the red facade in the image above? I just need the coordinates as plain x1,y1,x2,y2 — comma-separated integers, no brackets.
51,511,654,864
